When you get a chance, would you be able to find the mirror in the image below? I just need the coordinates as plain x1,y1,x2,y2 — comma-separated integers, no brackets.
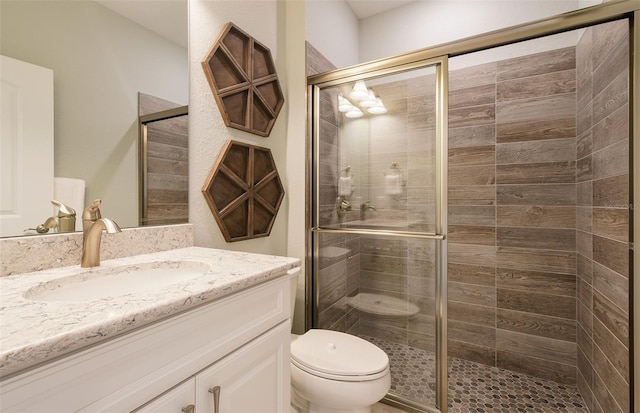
0,0,188,237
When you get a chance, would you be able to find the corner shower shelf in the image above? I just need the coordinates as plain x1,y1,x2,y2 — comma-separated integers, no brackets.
201,22,284,137
346,293,420,317
202,140,285,242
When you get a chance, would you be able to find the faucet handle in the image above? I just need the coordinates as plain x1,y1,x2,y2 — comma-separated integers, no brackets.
52,200,77,233
51,200,76,217
83,199,102,221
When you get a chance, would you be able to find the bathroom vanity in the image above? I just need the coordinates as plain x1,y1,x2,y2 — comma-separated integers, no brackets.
0,247,300,412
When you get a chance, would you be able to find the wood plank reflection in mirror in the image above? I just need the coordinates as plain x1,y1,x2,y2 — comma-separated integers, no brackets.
138,93,189,226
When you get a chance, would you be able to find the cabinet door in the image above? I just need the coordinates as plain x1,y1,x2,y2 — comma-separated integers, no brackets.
133,379,195,413
196,321,290,413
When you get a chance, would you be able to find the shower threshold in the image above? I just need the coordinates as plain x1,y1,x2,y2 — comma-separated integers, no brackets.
361,335,589,413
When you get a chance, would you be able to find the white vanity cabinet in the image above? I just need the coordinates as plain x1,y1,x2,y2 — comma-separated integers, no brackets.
134,322,289,413
194,322,289,413
0,272,295,413
134,380,196,413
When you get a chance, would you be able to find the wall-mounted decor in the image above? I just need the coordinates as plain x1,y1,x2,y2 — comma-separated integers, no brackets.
201,22,284,137
202,140,284,242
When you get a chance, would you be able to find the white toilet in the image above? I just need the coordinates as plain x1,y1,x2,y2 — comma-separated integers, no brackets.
288,272,391,413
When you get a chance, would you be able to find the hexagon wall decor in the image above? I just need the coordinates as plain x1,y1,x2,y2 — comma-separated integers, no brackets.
201,22,284,137
202,140,285,242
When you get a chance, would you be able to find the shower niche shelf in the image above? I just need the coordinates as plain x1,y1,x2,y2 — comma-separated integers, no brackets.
202,140,284,242
201,22,284,137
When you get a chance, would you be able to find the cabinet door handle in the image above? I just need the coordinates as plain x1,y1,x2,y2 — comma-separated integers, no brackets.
181,404,195,413
208,386,221,413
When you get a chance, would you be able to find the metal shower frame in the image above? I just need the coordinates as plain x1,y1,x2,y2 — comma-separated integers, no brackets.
306,1,640,411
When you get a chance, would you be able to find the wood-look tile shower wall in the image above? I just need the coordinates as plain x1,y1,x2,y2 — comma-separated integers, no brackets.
355,74,438,350
448,46,579,384
575,20,630,413
309,18,630,401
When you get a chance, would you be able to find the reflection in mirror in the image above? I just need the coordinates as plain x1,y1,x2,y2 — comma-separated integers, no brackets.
138,94,189,227
0,0,188,237
0,55,55,237
318,68,438,233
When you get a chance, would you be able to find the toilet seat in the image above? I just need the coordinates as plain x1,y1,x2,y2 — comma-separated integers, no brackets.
291,329,389,382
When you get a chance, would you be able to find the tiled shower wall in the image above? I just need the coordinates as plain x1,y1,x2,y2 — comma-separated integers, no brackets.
448,47,579,384
575,21,630,413
349,45,584,385
309,18,630,399
341,73,439,350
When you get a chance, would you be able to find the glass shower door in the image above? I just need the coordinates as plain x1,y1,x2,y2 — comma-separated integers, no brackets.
310,57,448,413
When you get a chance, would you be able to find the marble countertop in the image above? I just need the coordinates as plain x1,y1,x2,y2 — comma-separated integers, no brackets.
0,247,300,378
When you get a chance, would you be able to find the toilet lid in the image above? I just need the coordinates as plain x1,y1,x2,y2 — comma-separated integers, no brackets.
291,329,388,377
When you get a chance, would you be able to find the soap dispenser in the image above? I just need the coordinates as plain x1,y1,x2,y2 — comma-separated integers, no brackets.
51,200,76,233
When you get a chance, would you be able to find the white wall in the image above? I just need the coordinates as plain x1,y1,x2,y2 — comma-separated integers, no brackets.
359,0,583,63
283,1,309,333
189,0,290,257
305,0,360,68
1,0,188,229
189,1,308,331
303,0,599,70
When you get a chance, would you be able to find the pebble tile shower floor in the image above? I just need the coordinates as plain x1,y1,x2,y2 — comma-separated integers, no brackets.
362,336,589,413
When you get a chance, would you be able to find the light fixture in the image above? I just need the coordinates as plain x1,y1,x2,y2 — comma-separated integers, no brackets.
349,80,369,100
345,107,364,118
338,94,354,112
359,90,378,108
341,82,387,118
367,98,387,114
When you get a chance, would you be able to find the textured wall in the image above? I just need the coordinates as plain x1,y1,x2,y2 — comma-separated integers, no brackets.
189,0,289,255
575,20,630,413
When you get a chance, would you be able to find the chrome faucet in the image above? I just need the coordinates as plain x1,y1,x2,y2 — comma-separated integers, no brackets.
81,199,121,268
360,201,376,221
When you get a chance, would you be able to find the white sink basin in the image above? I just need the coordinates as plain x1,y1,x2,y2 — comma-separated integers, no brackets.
24,261,211,302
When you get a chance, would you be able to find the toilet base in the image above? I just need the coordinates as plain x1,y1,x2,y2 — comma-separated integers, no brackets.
309,404,371,413
291,387,309,412
292,387,371,413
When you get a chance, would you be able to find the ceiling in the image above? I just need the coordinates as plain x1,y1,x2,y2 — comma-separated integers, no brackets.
95,0,188,48
346,0,417,19
95,0,417,49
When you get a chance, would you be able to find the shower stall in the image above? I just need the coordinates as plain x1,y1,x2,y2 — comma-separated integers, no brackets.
307,2,637,413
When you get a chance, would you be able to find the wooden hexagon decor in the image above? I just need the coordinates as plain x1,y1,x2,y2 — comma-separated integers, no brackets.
202,140,285,242
201,22,284,137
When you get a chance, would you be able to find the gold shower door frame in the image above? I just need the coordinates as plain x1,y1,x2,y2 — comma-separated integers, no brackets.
309,56,450,412
307,1,640,412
